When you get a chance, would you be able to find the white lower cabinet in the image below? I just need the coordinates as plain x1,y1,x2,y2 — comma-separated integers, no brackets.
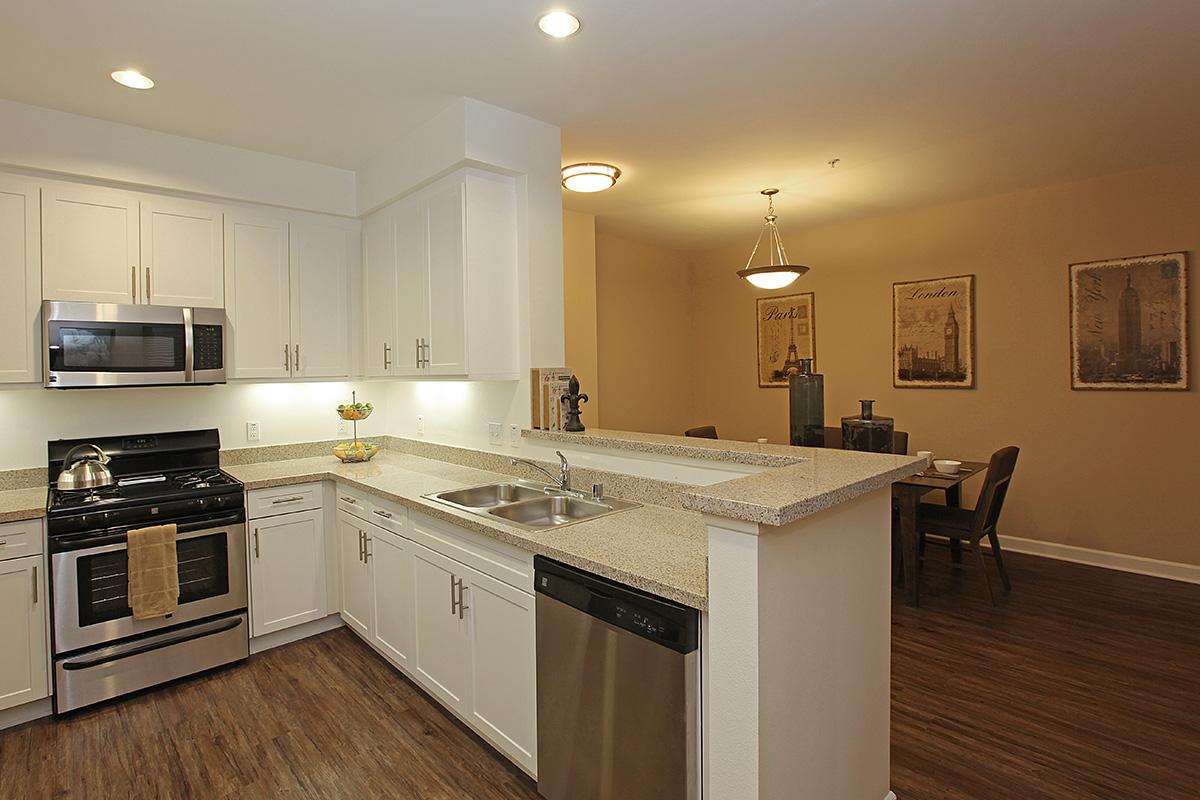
0,549,49,712
336,493,536,775
411,543,471,709
248,508,327,638
338,512,374,637
370,527,414,668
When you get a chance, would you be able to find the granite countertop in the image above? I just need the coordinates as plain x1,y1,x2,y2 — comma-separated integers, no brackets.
523,427,926,527
0,486,48,524
226,453,709,610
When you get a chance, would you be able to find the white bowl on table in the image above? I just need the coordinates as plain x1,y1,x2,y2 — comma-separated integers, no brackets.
933,459,962,475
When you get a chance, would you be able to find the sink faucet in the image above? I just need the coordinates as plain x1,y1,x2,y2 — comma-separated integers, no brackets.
511,451,571,493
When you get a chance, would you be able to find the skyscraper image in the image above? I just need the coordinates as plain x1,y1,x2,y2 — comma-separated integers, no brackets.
1118,274,1142,374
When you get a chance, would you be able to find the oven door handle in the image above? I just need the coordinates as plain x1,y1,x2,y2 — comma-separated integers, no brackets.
60,615,245,671
51,514,246,553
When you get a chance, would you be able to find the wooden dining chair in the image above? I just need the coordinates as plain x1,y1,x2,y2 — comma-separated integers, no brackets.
915,446,1019,605
684,425,719,439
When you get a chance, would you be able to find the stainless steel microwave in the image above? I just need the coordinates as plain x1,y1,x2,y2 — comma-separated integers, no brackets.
42,301,226,388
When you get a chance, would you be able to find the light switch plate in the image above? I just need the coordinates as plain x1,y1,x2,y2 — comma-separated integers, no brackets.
488,422,503,445
509,424,521,447
336,419,348,436
416,415,424,436
245,421,261,443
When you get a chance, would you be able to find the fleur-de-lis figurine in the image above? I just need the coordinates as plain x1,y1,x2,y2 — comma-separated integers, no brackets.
559,374,589,432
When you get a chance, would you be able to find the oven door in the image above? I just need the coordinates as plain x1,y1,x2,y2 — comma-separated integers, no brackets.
43,300,188,388
51,515,248,654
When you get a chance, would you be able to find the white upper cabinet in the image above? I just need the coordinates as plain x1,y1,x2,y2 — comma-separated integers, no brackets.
363,207,397,378
0,177,42,383
424,179,467,375
42,183,140,304
140,198,224,308
360,167,518,380
225,213,291,379
290,220,350,378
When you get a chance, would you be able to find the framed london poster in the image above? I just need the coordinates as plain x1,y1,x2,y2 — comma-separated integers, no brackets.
1069,252,1189,390
893,274,976,389
756,292,816,388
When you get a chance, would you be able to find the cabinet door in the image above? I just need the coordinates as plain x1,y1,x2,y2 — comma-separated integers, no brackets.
224,214,291,379
0,555,48,712
290,221,349,378
424,179,467,375
337,513,372,637
249,509,327,638
140,198,224,307
370,525,414,669
362,210,396,377
0,177,41,383
464,566,537,772
42,184,139,304
411,543,470,711
393,196,428,376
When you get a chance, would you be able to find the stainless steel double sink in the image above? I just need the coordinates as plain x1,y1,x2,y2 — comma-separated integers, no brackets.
424,480,640,531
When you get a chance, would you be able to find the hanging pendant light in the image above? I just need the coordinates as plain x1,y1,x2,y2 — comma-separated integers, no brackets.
736,189,810,289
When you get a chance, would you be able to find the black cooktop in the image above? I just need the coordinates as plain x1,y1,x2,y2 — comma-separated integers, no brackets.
46,429,244,539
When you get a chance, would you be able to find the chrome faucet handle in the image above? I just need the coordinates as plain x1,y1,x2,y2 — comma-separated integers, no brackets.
555,451,570,491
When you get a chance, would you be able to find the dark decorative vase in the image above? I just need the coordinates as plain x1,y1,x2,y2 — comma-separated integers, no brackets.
841,399,894,453
788,358,824,447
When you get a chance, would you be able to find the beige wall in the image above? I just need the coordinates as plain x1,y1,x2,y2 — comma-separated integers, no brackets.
563,210,601,426
594,230,696,434
571,159,1200,566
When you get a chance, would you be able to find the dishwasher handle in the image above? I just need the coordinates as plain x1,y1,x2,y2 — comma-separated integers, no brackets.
534,556,698,654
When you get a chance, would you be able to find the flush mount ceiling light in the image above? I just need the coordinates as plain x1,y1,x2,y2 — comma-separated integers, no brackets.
538,10,581,38
736,189,810,289
110,69,155,90
561,162,621,193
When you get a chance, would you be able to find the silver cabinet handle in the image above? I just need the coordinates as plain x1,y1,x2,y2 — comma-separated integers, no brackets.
456,577,468,619
271,495,305,505
372,509,393,519
363,534,372,563
283,344,290,372
450,573,457,615
294,344,300,372
145,266,152,303
422,338,431,367
131,266,137,303
358,529,365,563
340,496,358,505
0,540,8,547
383,342,391,370
253,530,260,559
32,565,38,604
415,338,422,368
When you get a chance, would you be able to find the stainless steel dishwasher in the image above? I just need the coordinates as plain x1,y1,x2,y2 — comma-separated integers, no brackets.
534,556,700,800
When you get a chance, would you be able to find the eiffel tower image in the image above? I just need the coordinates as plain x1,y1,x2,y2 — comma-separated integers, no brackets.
781,316,806,377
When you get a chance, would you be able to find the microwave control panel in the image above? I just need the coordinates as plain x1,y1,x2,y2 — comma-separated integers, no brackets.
193,325,224,371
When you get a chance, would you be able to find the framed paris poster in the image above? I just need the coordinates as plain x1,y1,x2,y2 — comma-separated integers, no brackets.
893,274,976,389
1069,252,1189,390
756,292,816,388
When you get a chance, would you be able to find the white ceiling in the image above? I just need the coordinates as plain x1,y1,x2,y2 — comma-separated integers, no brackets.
3,0,1199,249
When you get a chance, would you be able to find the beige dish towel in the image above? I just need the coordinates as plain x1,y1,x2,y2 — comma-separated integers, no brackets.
127,524,180,620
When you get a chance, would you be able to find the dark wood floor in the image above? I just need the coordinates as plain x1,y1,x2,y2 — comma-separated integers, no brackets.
0,629,540,799
892,550,1200,799
2,552,1197,799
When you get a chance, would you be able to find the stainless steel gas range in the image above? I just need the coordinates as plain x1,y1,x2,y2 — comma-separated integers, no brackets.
46,429,248,713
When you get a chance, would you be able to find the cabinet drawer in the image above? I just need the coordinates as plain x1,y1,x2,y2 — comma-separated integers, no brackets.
364,500,407,537
247,483,323,519
336,488,374,522
409,511,533,594
0,519,43,560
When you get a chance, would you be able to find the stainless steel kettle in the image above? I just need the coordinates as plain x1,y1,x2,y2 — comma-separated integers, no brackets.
56,444,115,491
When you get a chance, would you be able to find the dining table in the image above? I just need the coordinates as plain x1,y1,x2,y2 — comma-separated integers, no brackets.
892,460,989,607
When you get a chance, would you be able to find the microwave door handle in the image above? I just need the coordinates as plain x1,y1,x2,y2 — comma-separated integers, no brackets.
182,307,195,383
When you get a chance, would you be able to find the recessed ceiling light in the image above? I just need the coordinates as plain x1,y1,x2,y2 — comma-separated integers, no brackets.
562,163,621,193
538,10,581,38
110,69,154,90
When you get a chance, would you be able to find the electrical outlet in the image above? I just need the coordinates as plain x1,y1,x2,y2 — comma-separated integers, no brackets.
488,422,503,446
245,421,261,443
336,419,348,436
508,424,521,447
416,415,424,436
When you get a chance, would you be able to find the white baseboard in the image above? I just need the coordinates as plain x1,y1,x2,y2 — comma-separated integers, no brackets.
250,614,344,654
0,697,52,731
998,535,1200,585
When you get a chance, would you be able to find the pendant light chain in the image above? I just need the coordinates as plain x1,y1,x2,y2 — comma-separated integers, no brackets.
736,188,811,288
